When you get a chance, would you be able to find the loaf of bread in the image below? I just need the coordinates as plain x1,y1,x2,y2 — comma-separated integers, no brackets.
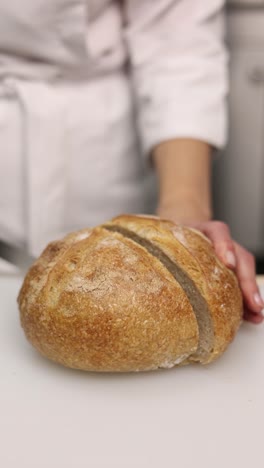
18,215,243,372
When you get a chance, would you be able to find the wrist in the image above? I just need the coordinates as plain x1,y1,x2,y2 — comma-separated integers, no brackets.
157,195,212,224
153,138,212,224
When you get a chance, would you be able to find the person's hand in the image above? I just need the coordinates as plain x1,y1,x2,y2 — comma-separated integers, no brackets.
185,221,264,324
157,208,264,324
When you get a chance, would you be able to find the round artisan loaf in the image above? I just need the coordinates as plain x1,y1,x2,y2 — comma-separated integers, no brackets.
18,215,243,372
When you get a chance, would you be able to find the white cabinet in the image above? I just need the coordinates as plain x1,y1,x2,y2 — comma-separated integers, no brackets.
213,7,264,254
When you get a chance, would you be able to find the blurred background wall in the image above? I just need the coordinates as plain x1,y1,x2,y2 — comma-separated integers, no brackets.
213,0,264,270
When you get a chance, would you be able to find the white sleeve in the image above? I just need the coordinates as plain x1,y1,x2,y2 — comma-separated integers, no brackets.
123,0,228,157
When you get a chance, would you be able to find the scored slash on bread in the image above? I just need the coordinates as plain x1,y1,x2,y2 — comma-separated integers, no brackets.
18,215,243,372
103,224,214,364
104,215,243,365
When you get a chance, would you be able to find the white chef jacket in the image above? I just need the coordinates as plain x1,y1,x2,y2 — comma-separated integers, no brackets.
0,0,227,261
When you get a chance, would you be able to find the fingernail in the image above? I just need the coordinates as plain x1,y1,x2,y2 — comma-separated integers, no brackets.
225,251,236,268
253,292,264,308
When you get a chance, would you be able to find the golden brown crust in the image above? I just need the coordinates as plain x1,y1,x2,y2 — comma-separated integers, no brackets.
18,226,198,372
18,215,243,372
108,215,243,364
175,225,243,363
104,221,214,363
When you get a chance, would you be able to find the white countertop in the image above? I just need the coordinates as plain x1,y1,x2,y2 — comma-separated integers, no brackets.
1,275,264,468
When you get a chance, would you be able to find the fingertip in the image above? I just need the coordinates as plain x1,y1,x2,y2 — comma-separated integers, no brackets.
243,310,264,324
214,250,237,272
238,279,264,313
246,291,264,314
224,251,237,269
253,292,264,309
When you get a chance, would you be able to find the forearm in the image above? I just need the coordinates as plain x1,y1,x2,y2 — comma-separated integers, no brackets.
153,138,213,223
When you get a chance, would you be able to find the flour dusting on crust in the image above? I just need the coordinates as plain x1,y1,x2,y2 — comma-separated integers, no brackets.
74,231,91,241
171,227,189,247
158,353,192,369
